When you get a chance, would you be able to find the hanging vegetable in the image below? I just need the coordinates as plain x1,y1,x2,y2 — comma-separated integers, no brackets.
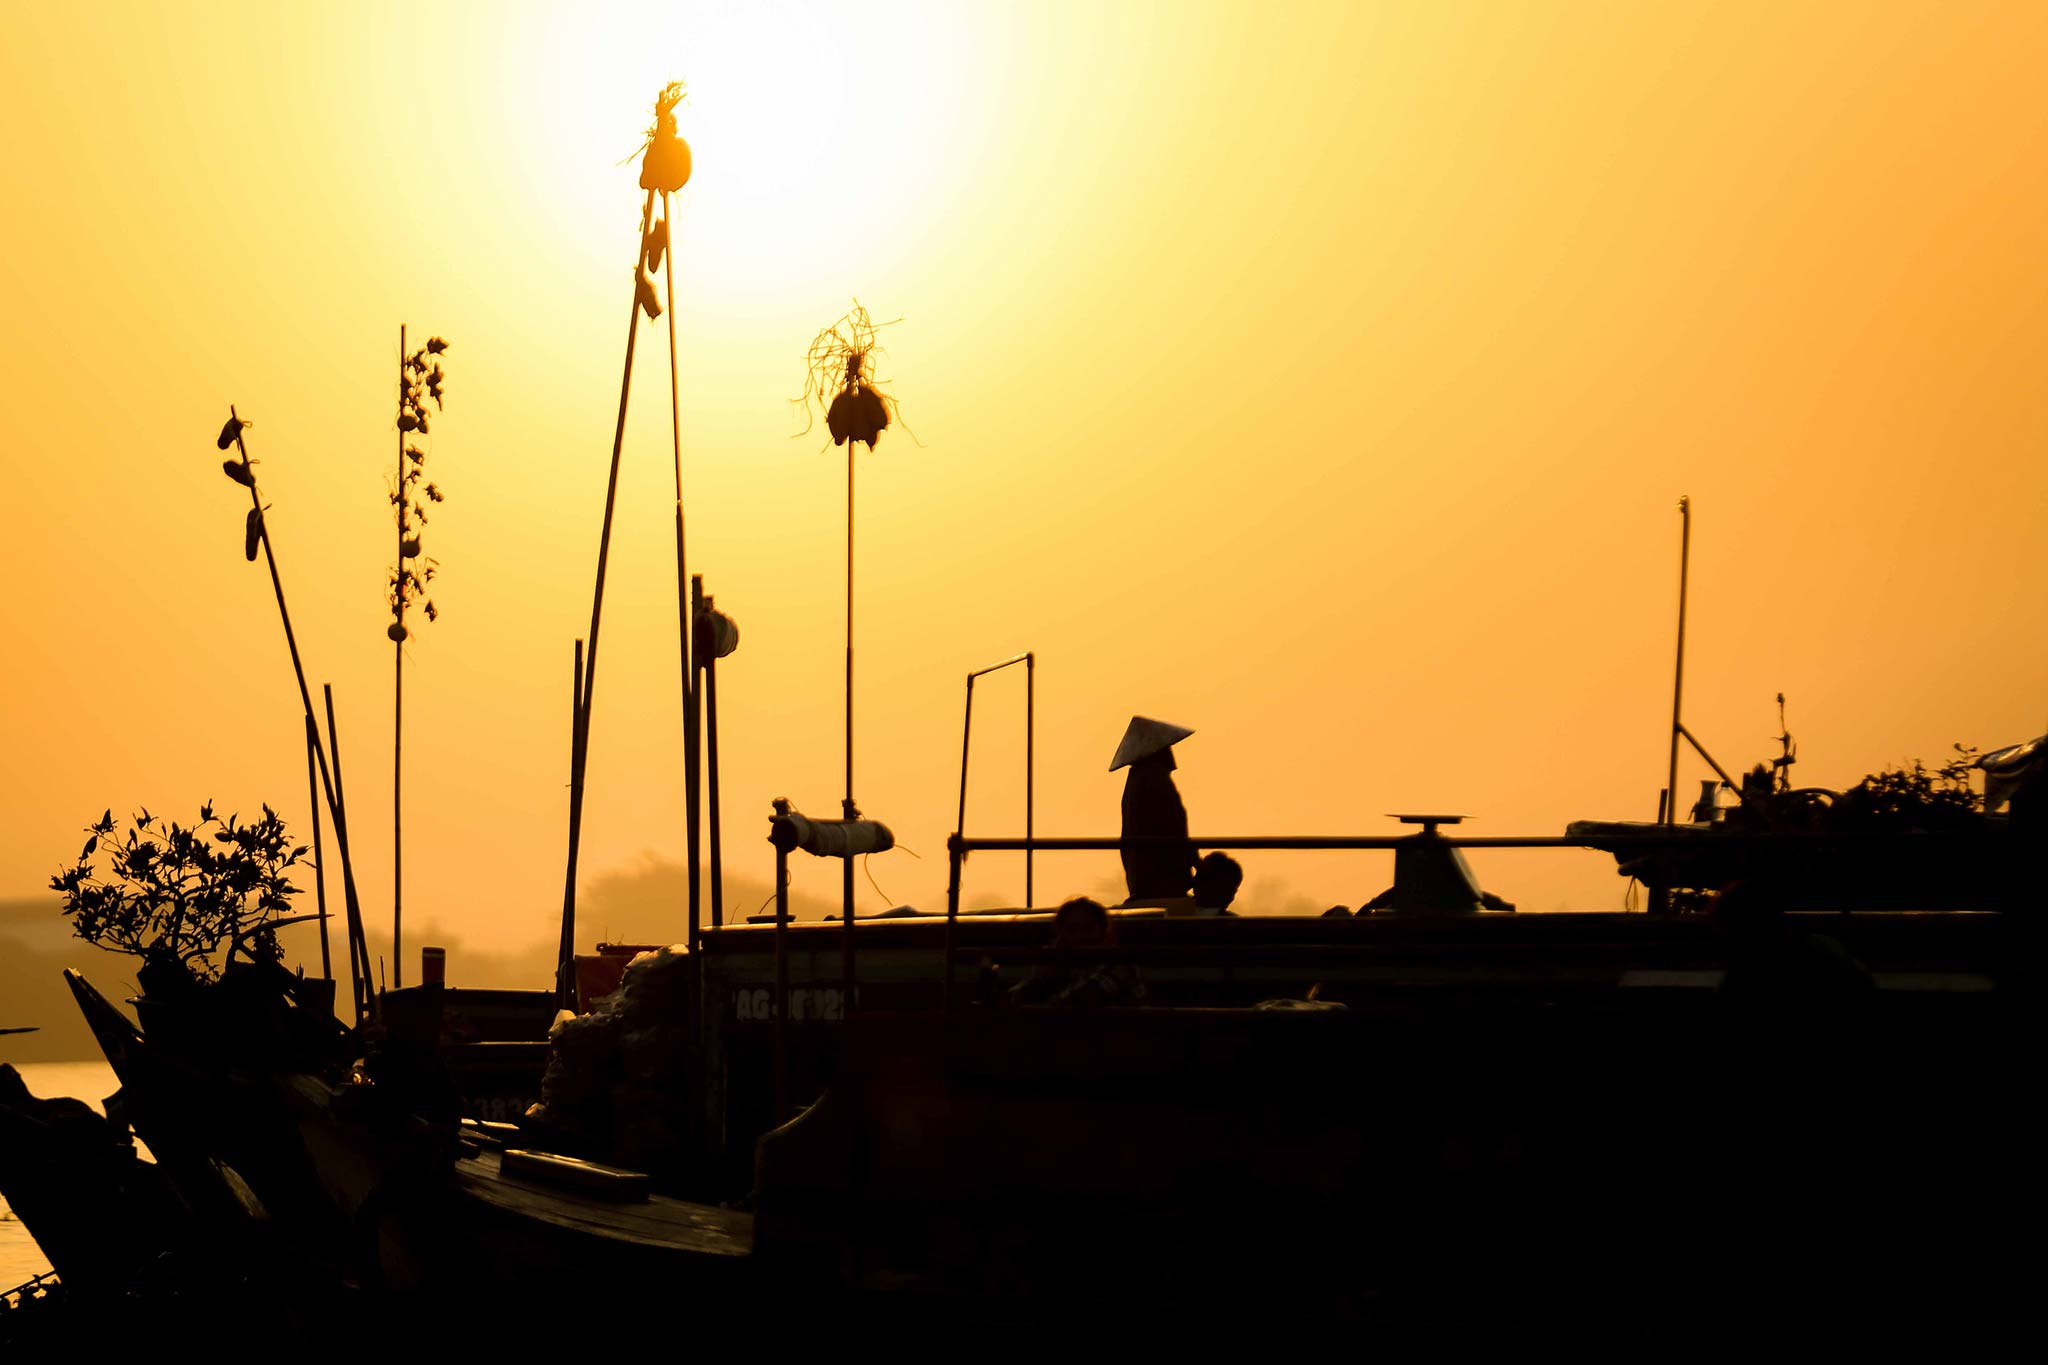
635,268,663,320
637,81,691,193
388,335,450,643
795,300,904,450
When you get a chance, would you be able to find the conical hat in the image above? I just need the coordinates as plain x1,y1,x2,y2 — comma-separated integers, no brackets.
1110,716,1193,770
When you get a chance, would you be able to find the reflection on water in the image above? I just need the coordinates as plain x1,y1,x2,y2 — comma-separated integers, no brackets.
1,1059,123,1288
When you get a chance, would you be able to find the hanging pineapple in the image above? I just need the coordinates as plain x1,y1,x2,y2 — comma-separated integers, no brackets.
796,300,902,449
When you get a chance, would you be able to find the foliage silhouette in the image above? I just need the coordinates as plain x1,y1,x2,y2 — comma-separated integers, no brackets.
49,804,310,982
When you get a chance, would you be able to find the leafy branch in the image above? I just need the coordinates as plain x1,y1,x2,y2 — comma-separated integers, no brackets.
50,804,309,980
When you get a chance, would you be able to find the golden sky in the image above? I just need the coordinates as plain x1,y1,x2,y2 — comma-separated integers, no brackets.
2,1,2043,981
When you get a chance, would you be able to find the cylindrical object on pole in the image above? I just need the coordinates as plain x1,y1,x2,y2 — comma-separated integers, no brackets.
768,811,894,858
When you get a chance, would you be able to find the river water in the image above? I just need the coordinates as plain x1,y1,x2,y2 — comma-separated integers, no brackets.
1,1059,123,1289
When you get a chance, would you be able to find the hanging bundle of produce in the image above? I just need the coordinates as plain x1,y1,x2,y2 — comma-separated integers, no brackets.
637,81,692,193
388,336,449,643
244,505,267,562
795,300,904,450
214,411,261,537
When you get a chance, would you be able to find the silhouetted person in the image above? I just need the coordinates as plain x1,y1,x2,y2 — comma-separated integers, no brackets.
1192,851,1244,916
1112,716,1198,902
1009,898,1146,1007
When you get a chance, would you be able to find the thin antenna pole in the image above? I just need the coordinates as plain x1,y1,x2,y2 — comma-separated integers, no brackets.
304,714,331,985
706,640,724,930
1665,496,1692,827
557,639,585,1005
956,675,975,847
393,324,406,990
560,188,657,1003
1025,652,1035,908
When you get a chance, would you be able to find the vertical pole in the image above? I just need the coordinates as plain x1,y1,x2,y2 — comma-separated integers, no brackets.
323,684,370,1023
561,189,657,1006
225,412,366,1022
664,194,699,958
773,841,790,1125
842,441,856,1014
845,444,856,819
558,640,585,1007
684,575,702,955
1664,495,1691,827
1025,652,1036,910
304,714,332,986
944,834,960,1011
706,640,724,930
956,675,975,856
393,325,406,991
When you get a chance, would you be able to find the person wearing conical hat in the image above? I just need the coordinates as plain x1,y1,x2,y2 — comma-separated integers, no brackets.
1112,716,1199,902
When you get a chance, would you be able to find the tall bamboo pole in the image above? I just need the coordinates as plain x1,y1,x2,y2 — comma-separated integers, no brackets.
393,324,407,989
557,639,584,1003
845,441,856,822
304,714,332,984
226,412,369,1022
660,190,700,953
558,188,657,1006
323,684,371,1021
842,440,856,1007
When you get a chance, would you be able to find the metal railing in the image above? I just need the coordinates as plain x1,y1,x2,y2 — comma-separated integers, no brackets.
936,827,2002,1004
953,653,1034,911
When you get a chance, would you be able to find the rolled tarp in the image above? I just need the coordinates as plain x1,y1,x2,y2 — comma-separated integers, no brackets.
770,806,894,859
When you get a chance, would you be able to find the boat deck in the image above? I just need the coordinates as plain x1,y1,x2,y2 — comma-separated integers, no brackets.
455,1147,752,1259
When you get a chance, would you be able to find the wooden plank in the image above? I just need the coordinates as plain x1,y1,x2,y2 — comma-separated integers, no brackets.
500,1147,650,1199
456,1150,752,1258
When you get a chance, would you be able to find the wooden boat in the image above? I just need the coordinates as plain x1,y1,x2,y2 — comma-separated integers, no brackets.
1566,817,2026,910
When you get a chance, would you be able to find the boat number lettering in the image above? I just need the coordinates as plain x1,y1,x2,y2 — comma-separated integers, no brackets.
735,987,845,1022
469,1096,530,1123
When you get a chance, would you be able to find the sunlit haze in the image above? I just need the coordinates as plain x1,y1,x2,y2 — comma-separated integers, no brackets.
4,1,2043,991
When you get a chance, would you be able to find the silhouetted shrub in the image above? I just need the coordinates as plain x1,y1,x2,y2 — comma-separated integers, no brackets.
49,803,308,982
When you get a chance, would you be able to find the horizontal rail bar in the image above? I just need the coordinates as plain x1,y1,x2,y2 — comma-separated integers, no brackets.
951,832,1999,852
967,653,1031,680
